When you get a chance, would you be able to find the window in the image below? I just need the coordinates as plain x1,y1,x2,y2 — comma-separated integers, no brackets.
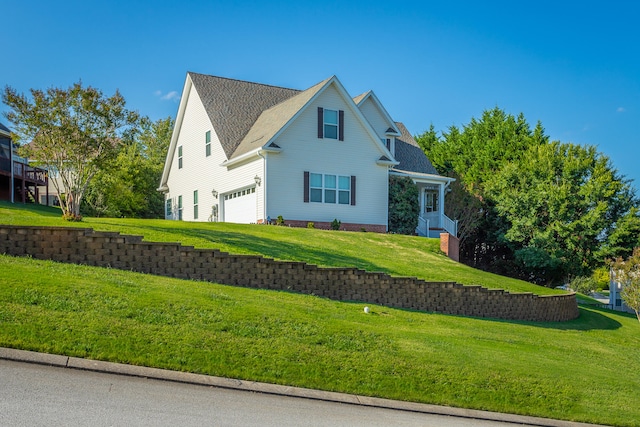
178,195,183,220
178,146,183,169
317,107,344,141
205,131,211,157
166,198,172,217
324,109,338,139
306,172,353,205
193,190,199,220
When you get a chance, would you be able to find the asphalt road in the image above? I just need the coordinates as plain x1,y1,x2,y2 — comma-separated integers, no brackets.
1,359,515,427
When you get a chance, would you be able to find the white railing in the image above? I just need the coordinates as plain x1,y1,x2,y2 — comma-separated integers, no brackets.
416,216,429,237
442,214,458,237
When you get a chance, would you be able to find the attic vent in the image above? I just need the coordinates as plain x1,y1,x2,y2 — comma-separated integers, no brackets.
378,155,391,162
268,142,281,148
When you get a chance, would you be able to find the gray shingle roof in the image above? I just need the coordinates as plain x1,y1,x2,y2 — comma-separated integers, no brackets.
392,122,439,175
231,77,332,158
189,72,301,159
0,122,10,134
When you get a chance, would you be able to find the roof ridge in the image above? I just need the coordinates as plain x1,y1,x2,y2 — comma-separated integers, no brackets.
187,71,302,93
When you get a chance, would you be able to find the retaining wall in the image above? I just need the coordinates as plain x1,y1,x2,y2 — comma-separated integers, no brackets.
0,226,580,321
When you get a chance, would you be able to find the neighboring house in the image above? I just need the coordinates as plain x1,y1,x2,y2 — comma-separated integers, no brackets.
610,270,634,313
0,122,53,205
159,73,456,237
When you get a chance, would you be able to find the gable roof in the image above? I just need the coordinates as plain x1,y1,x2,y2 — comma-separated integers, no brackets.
189,72,301,159
392,122,440,175
353,91,400,136
231,77,332,158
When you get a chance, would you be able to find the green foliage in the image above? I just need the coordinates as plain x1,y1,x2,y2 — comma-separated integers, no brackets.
569,276,598,294
597,207,640,261
611,248,640,322
275,215,285,226
82,117,173,218
417,107,638,286
306,222,315,229
488,142,636,283
388,175,419,234
2,82,139,219
330,218,341,230
592,267,610,291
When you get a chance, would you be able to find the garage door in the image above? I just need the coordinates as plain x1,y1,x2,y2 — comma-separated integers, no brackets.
223,187,257,223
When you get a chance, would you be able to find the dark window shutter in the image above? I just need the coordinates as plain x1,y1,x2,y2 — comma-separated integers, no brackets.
317,107,324,138
304,171,310,203
350,175,356,206
338,110,344,141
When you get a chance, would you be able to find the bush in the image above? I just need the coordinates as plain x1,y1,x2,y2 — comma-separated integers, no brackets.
276,215,285,226
331,219,341,230
307,222,315,229
388,176,419,235
568,276,598,294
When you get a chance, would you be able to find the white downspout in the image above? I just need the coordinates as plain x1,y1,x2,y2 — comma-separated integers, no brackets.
257,151,267,223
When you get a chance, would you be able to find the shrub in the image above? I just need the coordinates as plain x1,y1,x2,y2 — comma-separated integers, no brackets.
331,219,341,230
276,215,285,226
388,175,419,235
307,222,315,229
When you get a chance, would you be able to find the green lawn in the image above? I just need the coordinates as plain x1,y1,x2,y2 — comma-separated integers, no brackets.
2,201,638,426
0,201,560,295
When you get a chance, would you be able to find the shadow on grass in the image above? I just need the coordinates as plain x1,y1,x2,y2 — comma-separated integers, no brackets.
475,305,626,331
132,224,394,275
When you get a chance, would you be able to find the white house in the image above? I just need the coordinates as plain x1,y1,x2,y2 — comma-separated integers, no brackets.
158,72,456,236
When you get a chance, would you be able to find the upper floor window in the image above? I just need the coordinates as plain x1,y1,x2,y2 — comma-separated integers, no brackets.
205,130,211,157
178,146,183,169
317,107,344,141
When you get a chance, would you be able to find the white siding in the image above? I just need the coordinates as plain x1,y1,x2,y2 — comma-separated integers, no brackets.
266,85,389,227
165,83,264,223
359,97,392,138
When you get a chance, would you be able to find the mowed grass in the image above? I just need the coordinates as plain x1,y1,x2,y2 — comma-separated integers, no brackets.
0,201,560,295
1,254,639,426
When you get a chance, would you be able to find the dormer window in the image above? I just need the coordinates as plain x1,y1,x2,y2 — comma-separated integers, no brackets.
381,138,391,150
317,107,344,141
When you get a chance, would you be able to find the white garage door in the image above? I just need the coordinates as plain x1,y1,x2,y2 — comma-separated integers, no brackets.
223,188,257,223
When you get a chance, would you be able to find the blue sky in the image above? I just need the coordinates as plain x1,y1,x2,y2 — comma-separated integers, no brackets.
2,1,639,189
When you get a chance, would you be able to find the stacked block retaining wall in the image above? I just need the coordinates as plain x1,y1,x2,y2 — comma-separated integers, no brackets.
0,226,579,321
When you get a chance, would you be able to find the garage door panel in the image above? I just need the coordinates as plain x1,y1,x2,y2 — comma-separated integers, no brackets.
223,190,256,223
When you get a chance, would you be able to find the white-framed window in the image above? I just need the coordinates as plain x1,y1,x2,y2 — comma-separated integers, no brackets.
309,173,351,204
205,131,211,157
178,146,183,169
178,195,183,220
166,198,172,218
193,190,199,220
323,109,338,139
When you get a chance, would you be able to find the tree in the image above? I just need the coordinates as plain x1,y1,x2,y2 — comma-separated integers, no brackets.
416,107,638,286
388,175,419,234
82,117,173,218
2,82,139,220
611,248,640,322
488,142,636,284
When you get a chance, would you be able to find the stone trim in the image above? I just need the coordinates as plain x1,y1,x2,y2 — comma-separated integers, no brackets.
0,226,579,321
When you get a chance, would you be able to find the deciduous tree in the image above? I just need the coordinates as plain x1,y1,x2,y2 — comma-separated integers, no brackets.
2,82,139,220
